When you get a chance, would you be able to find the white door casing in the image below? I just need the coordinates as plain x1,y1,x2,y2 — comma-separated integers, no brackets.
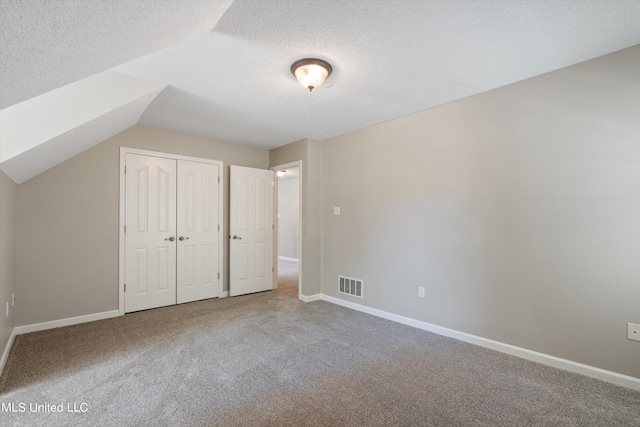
230,165,274,296
176,160,220,303
270,160,303,297
124,153,177,312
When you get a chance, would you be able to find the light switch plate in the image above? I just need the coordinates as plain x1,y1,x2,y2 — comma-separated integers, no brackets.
333,207,340,215
628,323,640,342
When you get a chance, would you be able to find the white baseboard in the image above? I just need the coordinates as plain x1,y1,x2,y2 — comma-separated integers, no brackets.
219,291,230,298
0,327,17,377
14,310,120,335
320,294,640,392
299,293,321,303
278,256,299,262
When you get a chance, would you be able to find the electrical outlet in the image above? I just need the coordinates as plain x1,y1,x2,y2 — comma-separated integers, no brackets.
628,323,640,342
418,287,425,298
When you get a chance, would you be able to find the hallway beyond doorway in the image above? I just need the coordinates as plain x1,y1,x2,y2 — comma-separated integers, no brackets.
277,258,298,298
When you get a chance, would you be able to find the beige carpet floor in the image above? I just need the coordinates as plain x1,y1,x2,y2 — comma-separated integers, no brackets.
1,261,638,426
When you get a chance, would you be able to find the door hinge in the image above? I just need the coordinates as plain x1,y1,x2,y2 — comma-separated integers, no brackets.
124,166,126,174
218,176,220,183
218,272,220,279
272,224,274,230
124,284,127,292
124,224,126,233
218,224,220,231
272,267,274,273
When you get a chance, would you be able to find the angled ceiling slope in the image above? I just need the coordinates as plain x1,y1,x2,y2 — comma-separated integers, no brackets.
0,0,233,183
0,0,234,108
0,71,165,183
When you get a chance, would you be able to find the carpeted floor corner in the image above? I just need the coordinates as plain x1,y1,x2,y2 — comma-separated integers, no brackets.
1,260,638,426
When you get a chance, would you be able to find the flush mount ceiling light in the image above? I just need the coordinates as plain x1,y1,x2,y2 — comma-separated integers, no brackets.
277,170,287,178
291,58,332,92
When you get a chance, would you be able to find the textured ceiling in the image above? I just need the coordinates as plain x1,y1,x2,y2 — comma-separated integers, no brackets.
1,0,640,182
0,0,233,108
116,0,640,149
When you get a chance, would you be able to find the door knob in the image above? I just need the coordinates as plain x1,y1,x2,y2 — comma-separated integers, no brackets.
232,235,242,240
179,236,190,241
165,236,175,241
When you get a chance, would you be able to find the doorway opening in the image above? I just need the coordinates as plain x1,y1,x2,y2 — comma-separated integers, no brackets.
270,161,302,298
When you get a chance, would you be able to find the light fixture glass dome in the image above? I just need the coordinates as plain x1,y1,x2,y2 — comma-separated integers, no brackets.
291,58,332,92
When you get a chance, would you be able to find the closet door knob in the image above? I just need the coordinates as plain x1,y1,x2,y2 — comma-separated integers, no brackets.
232,235,242,240
165,236,175,241
179,236,190,241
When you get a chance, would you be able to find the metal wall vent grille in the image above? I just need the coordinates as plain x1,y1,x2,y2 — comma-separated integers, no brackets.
339,276,363,298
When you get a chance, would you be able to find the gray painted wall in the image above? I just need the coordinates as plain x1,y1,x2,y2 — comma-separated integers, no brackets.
0,171,17,354
320,46,640,378
277,177,300,259
16,125,269,326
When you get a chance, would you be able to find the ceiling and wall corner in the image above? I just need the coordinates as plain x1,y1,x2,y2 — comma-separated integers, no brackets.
1,1,640,184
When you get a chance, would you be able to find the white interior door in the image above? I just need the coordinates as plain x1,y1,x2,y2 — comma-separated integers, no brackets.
230,165,274,296
124,154,177,312
176,160,220,303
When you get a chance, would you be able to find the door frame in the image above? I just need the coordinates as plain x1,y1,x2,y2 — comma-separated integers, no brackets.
270,160,303,297
118,147,224,315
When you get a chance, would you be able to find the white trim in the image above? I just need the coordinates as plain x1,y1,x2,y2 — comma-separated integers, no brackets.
217,161,225,298
0,327,17,376
299,293,321,303
119,147,225,314
270,160,303,297
278,256,299,262
14,310,120,335
320,294,640,392
119,147,225,164
220,291,229,298
119,148,126,315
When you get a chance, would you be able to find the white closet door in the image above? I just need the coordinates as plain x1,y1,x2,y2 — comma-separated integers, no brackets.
229,165,274,296
124,154,177,313
176,160,220,303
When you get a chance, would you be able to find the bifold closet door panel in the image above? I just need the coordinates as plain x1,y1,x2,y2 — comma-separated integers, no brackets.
176,160,221,304
124,154,177,313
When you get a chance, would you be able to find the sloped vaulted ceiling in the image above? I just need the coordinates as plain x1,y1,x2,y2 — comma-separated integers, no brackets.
1,0,640,183
0,0,233,183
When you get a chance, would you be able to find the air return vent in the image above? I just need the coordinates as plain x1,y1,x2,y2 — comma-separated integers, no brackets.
338,276,363,298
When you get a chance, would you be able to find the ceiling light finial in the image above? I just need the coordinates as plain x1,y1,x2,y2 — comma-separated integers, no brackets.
291,58,332,92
